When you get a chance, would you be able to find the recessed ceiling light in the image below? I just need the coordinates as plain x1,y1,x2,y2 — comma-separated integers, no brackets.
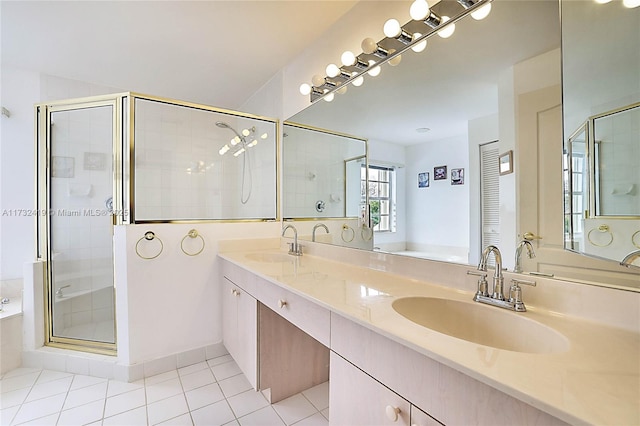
416,127,431,133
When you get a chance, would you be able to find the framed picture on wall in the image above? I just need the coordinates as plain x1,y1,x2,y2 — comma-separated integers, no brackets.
451,168,464,185
499,150,513,175
434,165,447,180
418,172,429,188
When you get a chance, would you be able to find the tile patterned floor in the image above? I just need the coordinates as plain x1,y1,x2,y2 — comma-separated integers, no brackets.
0,354,329,425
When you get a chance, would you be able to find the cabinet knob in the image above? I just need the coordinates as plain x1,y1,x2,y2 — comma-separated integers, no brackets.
278,299,287,308
385,405,401,422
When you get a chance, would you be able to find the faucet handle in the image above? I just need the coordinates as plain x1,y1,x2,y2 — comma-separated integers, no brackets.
467,270,489,297
511,278,536,287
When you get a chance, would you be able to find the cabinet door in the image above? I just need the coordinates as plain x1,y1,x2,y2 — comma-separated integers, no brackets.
411,405,443,426
330,351,410,426
222,277,258,389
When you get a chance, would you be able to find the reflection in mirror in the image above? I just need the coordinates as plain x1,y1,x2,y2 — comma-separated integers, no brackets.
282,122,367,219
562,0,640,274
564,103,640,266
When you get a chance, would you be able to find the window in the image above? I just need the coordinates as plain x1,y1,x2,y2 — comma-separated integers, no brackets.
362,164,396,232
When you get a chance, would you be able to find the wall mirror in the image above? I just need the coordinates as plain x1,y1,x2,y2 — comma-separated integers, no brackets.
561,0,640,276
284,0,640,291
282,122,367,220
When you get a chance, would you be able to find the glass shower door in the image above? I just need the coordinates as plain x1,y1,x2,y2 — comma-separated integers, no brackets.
47,101,116,350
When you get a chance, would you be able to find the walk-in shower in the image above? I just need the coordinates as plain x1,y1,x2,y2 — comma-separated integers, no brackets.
35,92,278,354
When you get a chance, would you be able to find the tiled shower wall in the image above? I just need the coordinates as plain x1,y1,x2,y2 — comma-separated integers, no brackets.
134,99,277,221
283,126,366,218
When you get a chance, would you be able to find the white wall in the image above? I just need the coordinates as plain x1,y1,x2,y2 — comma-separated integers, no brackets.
0,67,40,280
405,134,470,257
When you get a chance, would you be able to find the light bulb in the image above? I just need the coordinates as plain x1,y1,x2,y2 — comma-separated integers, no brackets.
231,136,240,146
361,37,378,54
352,75,364,87
471,3,491,20
388,49,402,66
437,16,455,38
247,140,258,148
410,0,430,21
261,133,268,139
341,51,357,66
326,63,340,78
233,148,245,157
312,74,324,86
368,61,381,77
299,83,311,96
337,85,348,95
623,0,640,7
383,19,401,38
219,145,230,155
242,128,250,137
324,92,335,102
411,33,427,52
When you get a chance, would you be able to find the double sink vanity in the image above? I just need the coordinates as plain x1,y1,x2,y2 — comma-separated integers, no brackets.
218,238,639,426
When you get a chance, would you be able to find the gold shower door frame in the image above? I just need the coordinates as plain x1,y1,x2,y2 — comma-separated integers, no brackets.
36,94,126,355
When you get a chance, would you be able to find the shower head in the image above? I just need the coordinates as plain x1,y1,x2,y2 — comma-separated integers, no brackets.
216,121,245,141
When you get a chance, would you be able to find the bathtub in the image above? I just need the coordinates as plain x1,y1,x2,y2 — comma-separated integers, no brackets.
1,294,23,375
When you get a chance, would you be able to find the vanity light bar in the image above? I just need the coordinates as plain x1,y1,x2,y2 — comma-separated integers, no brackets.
308,0,493,103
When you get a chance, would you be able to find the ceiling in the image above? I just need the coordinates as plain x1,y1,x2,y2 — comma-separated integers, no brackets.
0,1,358,110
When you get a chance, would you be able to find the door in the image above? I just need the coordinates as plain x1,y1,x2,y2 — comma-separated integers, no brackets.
516,85,635,286
39,99,119,353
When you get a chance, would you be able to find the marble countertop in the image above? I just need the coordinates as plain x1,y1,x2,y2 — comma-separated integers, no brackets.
219,247,640,426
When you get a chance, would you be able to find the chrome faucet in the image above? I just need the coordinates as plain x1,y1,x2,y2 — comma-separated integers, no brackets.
620,250,640,268
282,224,302,256
478,245,504,300
312,223,329,242
514,240,536,273
468,245,536,312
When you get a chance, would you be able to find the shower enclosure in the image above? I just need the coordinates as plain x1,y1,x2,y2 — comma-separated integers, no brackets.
36,93,277,353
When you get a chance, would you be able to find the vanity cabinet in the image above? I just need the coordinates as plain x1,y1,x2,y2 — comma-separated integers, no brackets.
411,406,442,426
221,276,258,389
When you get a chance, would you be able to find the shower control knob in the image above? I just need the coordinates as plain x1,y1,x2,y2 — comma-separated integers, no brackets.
278,299,287,308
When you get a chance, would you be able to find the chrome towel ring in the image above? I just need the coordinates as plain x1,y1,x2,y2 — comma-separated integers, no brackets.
181,229,205,256
135,231,164,259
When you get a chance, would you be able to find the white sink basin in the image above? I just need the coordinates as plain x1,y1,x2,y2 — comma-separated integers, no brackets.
392,297,569,354
245,252,294,263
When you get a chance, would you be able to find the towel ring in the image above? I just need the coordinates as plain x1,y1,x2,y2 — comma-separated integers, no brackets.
135,231,163,260
341,224,355,242
587,224,613,247
632,230,640,249
181,229,205,256
361,225,373,241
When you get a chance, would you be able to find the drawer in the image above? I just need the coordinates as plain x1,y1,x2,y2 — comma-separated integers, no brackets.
257,276,330,347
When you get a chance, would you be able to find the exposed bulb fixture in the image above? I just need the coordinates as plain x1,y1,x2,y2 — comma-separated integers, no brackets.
368,61,381,77
219,145,230,155
324,92,335,102
383,19,401,38
231,136,241,146
242,128,250,137
326,63,341,78
312,75,325,86
410,0,430,21
233,147,245,157
260,133,268,139
471,3,492,20
411,33,427,53
299,83,311,95
388,49,402,66
361,38,388,57
341,51,357,66
247,140,258,148
352,73,364,87
337,85,348,95
437,16,456,38
623,0,640,7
